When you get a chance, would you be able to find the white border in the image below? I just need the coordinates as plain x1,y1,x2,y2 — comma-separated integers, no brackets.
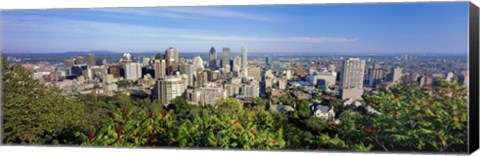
0,0,478,156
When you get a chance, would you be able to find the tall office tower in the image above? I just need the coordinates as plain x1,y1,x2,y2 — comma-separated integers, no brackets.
265,57,271,71
90,66,107,80
124,62,142,80
193,56,204,71
96,58,107,66
241,47,247,69
247,67,262,81
195,70,208,88
368,64,385,87
154,59,166,79
165,56,174,75
340,58,366,100
185,64,195,87
165,47,179,63
75,56,85,65
209,47,217,69
143,57,152,66
391,67,403,84
64,59,74,67
71,65,88,76
233,56,242,72
120,53,133,65
174,60,187,75
86,53,96,66
285,69,293,80
222,47,231,71
108,64,122,78
152,75,186,105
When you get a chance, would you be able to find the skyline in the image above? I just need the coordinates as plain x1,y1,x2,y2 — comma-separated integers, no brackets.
1,2,469,54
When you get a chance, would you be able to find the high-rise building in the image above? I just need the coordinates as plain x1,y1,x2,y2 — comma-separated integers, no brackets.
233,56,242,72
265,57,271,71
120,53,133,64
154,59,166,79
86,53,96,66
165,47,179,63
153,75,186,105
71,65,88,76
193,56,204,71
108,64,122,78
209,47,217,69
247,67,262,81
184,64,195,87
165,56,174,75
195,70,208,88
75,56,85,65
199,83,226,106
241,47,247,69
241,84,260,97
222,47,231,71
143,57,152,66
340,58,366,100
285,69,293,80
96,58,107,66
391,67,403,84
64,59,74,67
368,64,385,87
124,62,142,80
224,84,241,97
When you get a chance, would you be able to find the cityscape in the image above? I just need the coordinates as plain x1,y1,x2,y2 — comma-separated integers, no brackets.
1,2,470,153
5,49,469,110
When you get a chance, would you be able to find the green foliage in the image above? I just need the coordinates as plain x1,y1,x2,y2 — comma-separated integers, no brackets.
2,57,86,144
357,80,468,152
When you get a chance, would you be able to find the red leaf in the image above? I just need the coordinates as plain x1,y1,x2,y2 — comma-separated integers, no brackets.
88,131,93,141
117,124,122,135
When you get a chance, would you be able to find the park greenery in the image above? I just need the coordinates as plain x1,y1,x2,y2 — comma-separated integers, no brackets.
1,57,468,153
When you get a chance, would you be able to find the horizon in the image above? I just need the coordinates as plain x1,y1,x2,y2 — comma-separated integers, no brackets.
1,2,469,54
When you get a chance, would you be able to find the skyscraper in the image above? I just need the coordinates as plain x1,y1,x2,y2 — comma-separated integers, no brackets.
209,47,217,70
153,75,187,105
124,62,142,80
165,55,174,76
64,59,74,67
96,58,107,66
108,64,122,78
222,47,231,71
241,47,247,69
165,47,179,63
193,56,204,71
86,53,96,66
340,58,366,100
75,56,85,65
368,64,385,87
391,67,403,84
154,59,166,79
233,56,242,72
265,57,271,71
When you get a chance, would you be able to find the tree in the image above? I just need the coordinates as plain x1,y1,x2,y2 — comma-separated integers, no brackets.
2,57,86,144
357,80,468,152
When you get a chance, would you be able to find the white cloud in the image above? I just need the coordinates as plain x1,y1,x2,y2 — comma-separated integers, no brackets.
93,7,276,22
3,15,357,53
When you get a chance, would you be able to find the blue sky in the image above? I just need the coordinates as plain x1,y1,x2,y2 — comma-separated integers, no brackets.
1,2,469,54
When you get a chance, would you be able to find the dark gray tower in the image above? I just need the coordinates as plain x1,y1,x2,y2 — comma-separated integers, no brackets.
209,47,217,70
